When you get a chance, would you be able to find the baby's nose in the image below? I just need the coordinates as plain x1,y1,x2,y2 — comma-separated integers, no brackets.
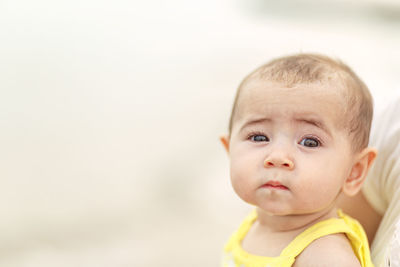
264,156,294,170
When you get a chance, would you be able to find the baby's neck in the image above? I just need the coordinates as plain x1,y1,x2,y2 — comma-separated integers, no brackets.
255,206,338,233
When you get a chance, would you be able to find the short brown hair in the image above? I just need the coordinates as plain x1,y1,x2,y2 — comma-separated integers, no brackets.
228,53,373,151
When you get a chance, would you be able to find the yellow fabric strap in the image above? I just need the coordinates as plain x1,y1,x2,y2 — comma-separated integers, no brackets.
280,217,358,260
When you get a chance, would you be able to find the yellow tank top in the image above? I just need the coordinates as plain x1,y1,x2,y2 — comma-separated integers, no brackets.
222,209,374,267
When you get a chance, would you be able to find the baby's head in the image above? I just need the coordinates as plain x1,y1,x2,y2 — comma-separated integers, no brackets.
229,53,373,152
221,53,377,216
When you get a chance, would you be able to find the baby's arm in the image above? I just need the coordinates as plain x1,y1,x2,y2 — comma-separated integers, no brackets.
293,233,361,267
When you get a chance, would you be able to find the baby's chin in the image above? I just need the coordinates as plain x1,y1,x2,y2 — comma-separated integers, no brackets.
255,203,328,217
255,205,296,217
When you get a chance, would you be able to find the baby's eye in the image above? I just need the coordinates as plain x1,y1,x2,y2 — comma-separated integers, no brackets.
250,134,269,142
299,137,320,147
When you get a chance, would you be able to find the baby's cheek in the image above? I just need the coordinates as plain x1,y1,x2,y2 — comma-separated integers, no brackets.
230,173,255,203
294,180,336,206
231,175,249,195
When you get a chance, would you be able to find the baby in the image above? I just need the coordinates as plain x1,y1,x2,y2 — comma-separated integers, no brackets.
220,54,377,267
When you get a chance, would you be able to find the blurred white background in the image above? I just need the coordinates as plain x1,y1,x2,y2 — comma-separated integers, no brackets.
1,0,399,266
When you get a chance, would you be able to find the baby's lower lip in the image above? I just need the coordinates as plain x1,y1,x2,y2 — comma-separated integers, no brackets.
262,184,289,190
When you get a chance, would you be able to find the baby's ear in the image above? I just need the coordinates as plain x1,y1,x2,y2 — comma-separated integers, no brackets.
342,147,377,196
219,135,230,153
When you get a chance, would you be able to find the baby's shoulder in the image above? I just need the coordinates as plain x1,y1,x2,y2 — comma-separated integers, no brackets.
293,233,361,267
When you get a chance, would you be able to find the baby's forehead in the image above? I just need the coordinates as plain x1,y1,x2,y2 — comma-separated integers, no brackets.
232,79,350,128
238,79,348,109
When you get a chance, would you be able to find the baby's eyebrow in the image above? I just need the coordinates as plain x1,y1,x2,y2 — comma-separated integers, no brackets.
296,118,331,136
238,118,271,132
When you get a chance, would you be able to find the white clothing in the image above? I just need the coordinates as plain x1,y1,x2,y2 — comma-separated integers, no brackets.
362,97,400,267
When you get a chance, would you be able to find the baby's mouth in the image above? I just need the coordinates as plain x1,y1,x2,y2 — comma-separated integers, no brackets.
262,181,289,190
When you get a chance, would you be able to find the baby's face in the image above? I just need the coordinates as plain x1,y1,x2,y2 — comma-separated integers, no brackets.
227,80,355,216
